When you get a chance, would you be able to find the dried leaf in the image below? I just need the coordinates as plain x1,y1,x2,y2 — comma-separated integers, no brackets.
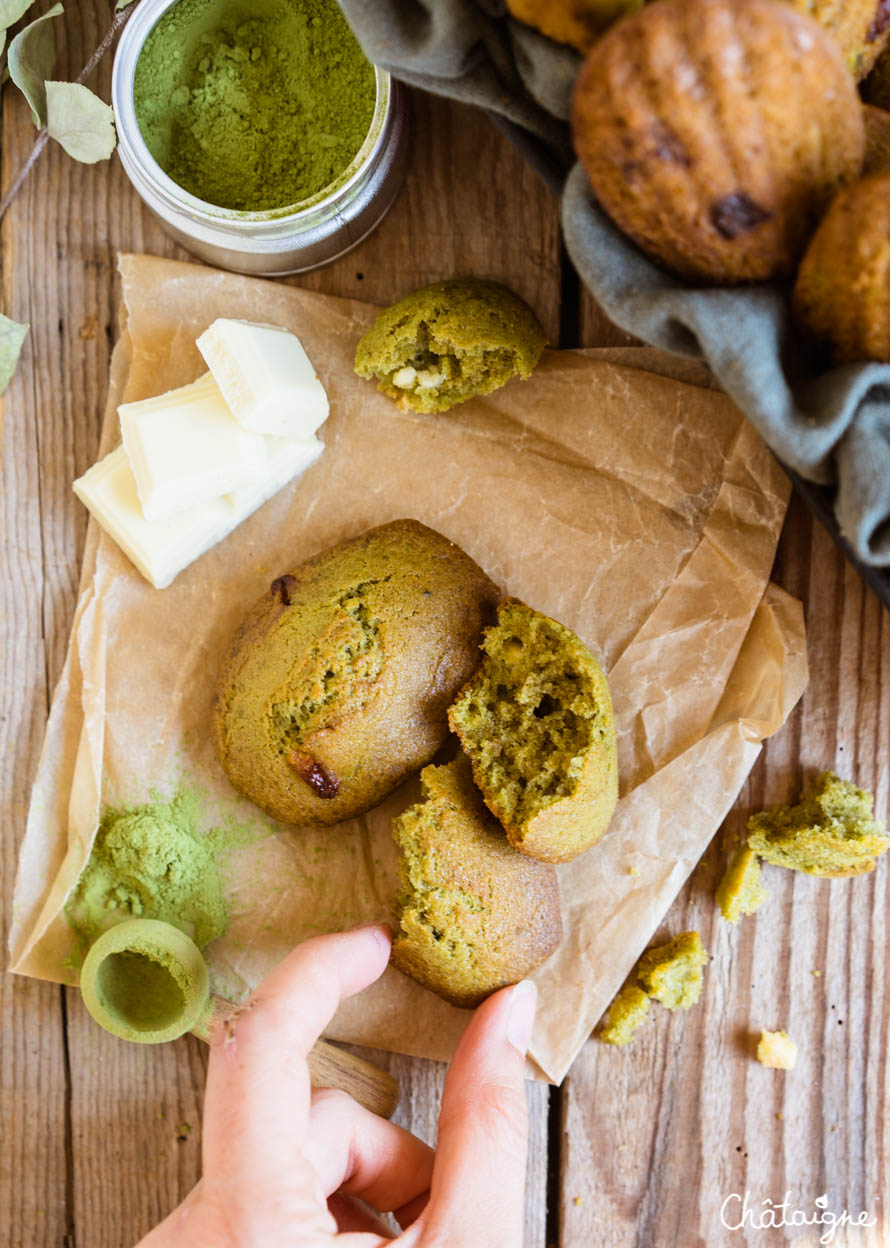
45,81,116,163
0,314,28,395
0,0,37,29
8,2,61,128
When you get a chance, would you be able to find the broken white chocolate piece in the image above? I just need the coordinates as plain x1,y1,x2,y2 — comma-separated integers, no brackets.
119,373,267,522
196,318,329,437
225,435,323,514
73,447,238,589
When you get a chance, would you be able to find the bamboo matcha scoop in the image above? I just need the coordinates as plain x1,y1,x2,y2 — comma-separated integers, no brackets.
79,917,399,1118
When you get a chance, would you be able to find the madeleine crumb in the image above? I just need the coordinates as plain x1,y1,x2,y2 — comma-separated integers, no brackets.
757,1029,798,1069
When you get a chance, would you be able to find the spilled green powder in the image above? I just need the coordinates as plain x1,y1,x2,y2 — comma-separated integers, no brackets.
66,791,227,949
133,0,376,211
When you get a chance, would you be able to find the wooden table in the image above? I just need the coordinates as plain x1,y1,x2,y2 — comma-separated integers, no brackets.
2,8,888,1246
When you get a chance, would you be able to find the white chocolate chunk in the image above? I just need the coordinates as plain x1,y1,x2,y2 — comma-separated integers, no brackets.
73,447,238,589
119,373,268,522
197,318,329,437
416,368,445,389
225,435,323,514
74,434,325,590
392,366,417,388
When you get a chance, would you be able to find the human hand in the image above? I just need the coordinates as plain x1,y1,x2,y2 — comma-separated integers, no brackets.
137,924,537,1247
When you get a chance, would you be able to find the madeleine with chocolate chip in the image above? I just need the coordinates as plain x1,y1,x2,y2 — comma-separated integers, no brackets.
571,0,864,283
211,519,498,826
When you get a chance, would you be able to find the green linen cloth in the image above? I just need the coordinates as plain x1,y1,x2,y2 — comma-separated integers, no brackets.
341,0,890,567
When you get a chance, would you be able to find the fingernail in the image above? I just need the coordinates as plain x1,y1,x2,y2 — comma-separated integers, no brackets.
349,921,392,951
506,980,537,1055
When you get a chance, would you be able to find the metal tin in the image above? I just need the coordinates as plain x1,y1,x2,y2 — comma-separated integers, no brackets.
111,0,409,276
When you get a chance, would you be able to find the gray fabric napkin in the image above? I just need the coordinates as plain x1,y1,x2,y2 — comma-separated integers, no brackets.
341,0,890,567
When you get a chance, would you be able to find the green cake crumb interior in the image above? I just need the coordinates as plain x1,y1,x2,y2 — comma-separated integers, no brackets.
375,335,523,413
449,603,609,831
636,931,708,1010
747,771,890,876
716,845,769,923
395,800,486,957
598,983,651,1045
269,580,385,750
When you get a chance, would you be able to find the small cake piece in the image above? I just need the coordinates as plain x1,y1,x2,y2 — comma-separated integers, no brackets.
354,278,547,414
196,319,329,437
716,846,769,924
571,0,864,283
598,983,651,1045
757,1029,798,1069
391,757,563,1009
119,373,268,521
506,0,643,52
793,176,890,365
212,520,499,827
864,105,890,175
636,932,708,1010
746,772,890,877
448,598,618,863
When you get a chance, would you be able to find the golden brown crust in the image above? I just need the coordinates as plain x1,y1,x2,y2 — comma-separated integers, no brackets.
864,104,890,174
391,756,562,1008
788,0,890,78
792,173,890,365
211,520,499,826
571,0,864,283
506,0,640,51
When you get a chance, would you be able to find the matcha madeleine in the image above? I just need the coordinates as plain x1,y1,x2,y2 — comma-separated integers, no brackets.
864,105,890,175
391,757,563,1008
448,598,618,863
354,278,547,414
212,520,499,827
793,175,890,365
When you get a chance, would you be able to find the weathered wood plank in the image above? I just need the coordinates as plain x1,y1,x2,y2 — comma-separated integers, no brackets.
560,491,889,1247
297,90,562,344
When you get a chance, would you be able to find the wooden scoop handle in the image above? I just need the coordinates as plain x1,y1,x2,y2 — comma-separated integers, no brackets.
193,995,400,1119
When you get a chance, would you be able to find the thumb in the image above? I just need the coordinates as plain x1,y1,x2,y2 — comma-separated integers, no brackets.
422,981,536,1247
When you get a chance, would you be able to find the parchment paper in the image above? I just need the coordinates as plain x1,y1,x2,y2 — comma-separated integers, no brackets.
9,255,808,1084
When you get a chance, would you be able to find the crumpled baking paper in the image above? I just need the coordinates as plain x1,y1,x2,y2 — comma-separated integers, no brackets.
9,255,807,1084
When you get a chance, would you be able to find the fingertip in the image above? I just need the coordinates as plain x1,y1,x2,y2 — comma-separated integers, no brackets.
505,979,537,1056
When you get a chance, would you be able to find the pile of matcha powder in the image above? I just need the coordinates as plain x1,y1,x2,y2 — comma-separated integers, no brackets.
133,0,376,211
67,791,227,950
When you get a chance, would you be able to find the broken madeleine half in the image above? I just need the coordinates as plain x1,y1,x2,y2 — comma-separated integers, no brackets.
354,277,546,414
448,598,618,863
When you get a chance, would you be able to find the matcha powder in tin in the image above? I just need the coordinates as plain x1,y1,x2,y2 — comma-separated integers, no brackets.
133,0,377,212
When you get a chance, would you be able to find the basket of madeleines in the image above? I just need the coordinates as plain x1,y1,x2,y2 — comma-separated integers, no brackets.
514,0,890,363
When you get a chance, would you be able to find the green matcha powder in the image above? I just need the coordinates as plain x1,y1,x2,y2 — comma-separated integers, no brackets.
133,0,376,211
67,791,228,950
